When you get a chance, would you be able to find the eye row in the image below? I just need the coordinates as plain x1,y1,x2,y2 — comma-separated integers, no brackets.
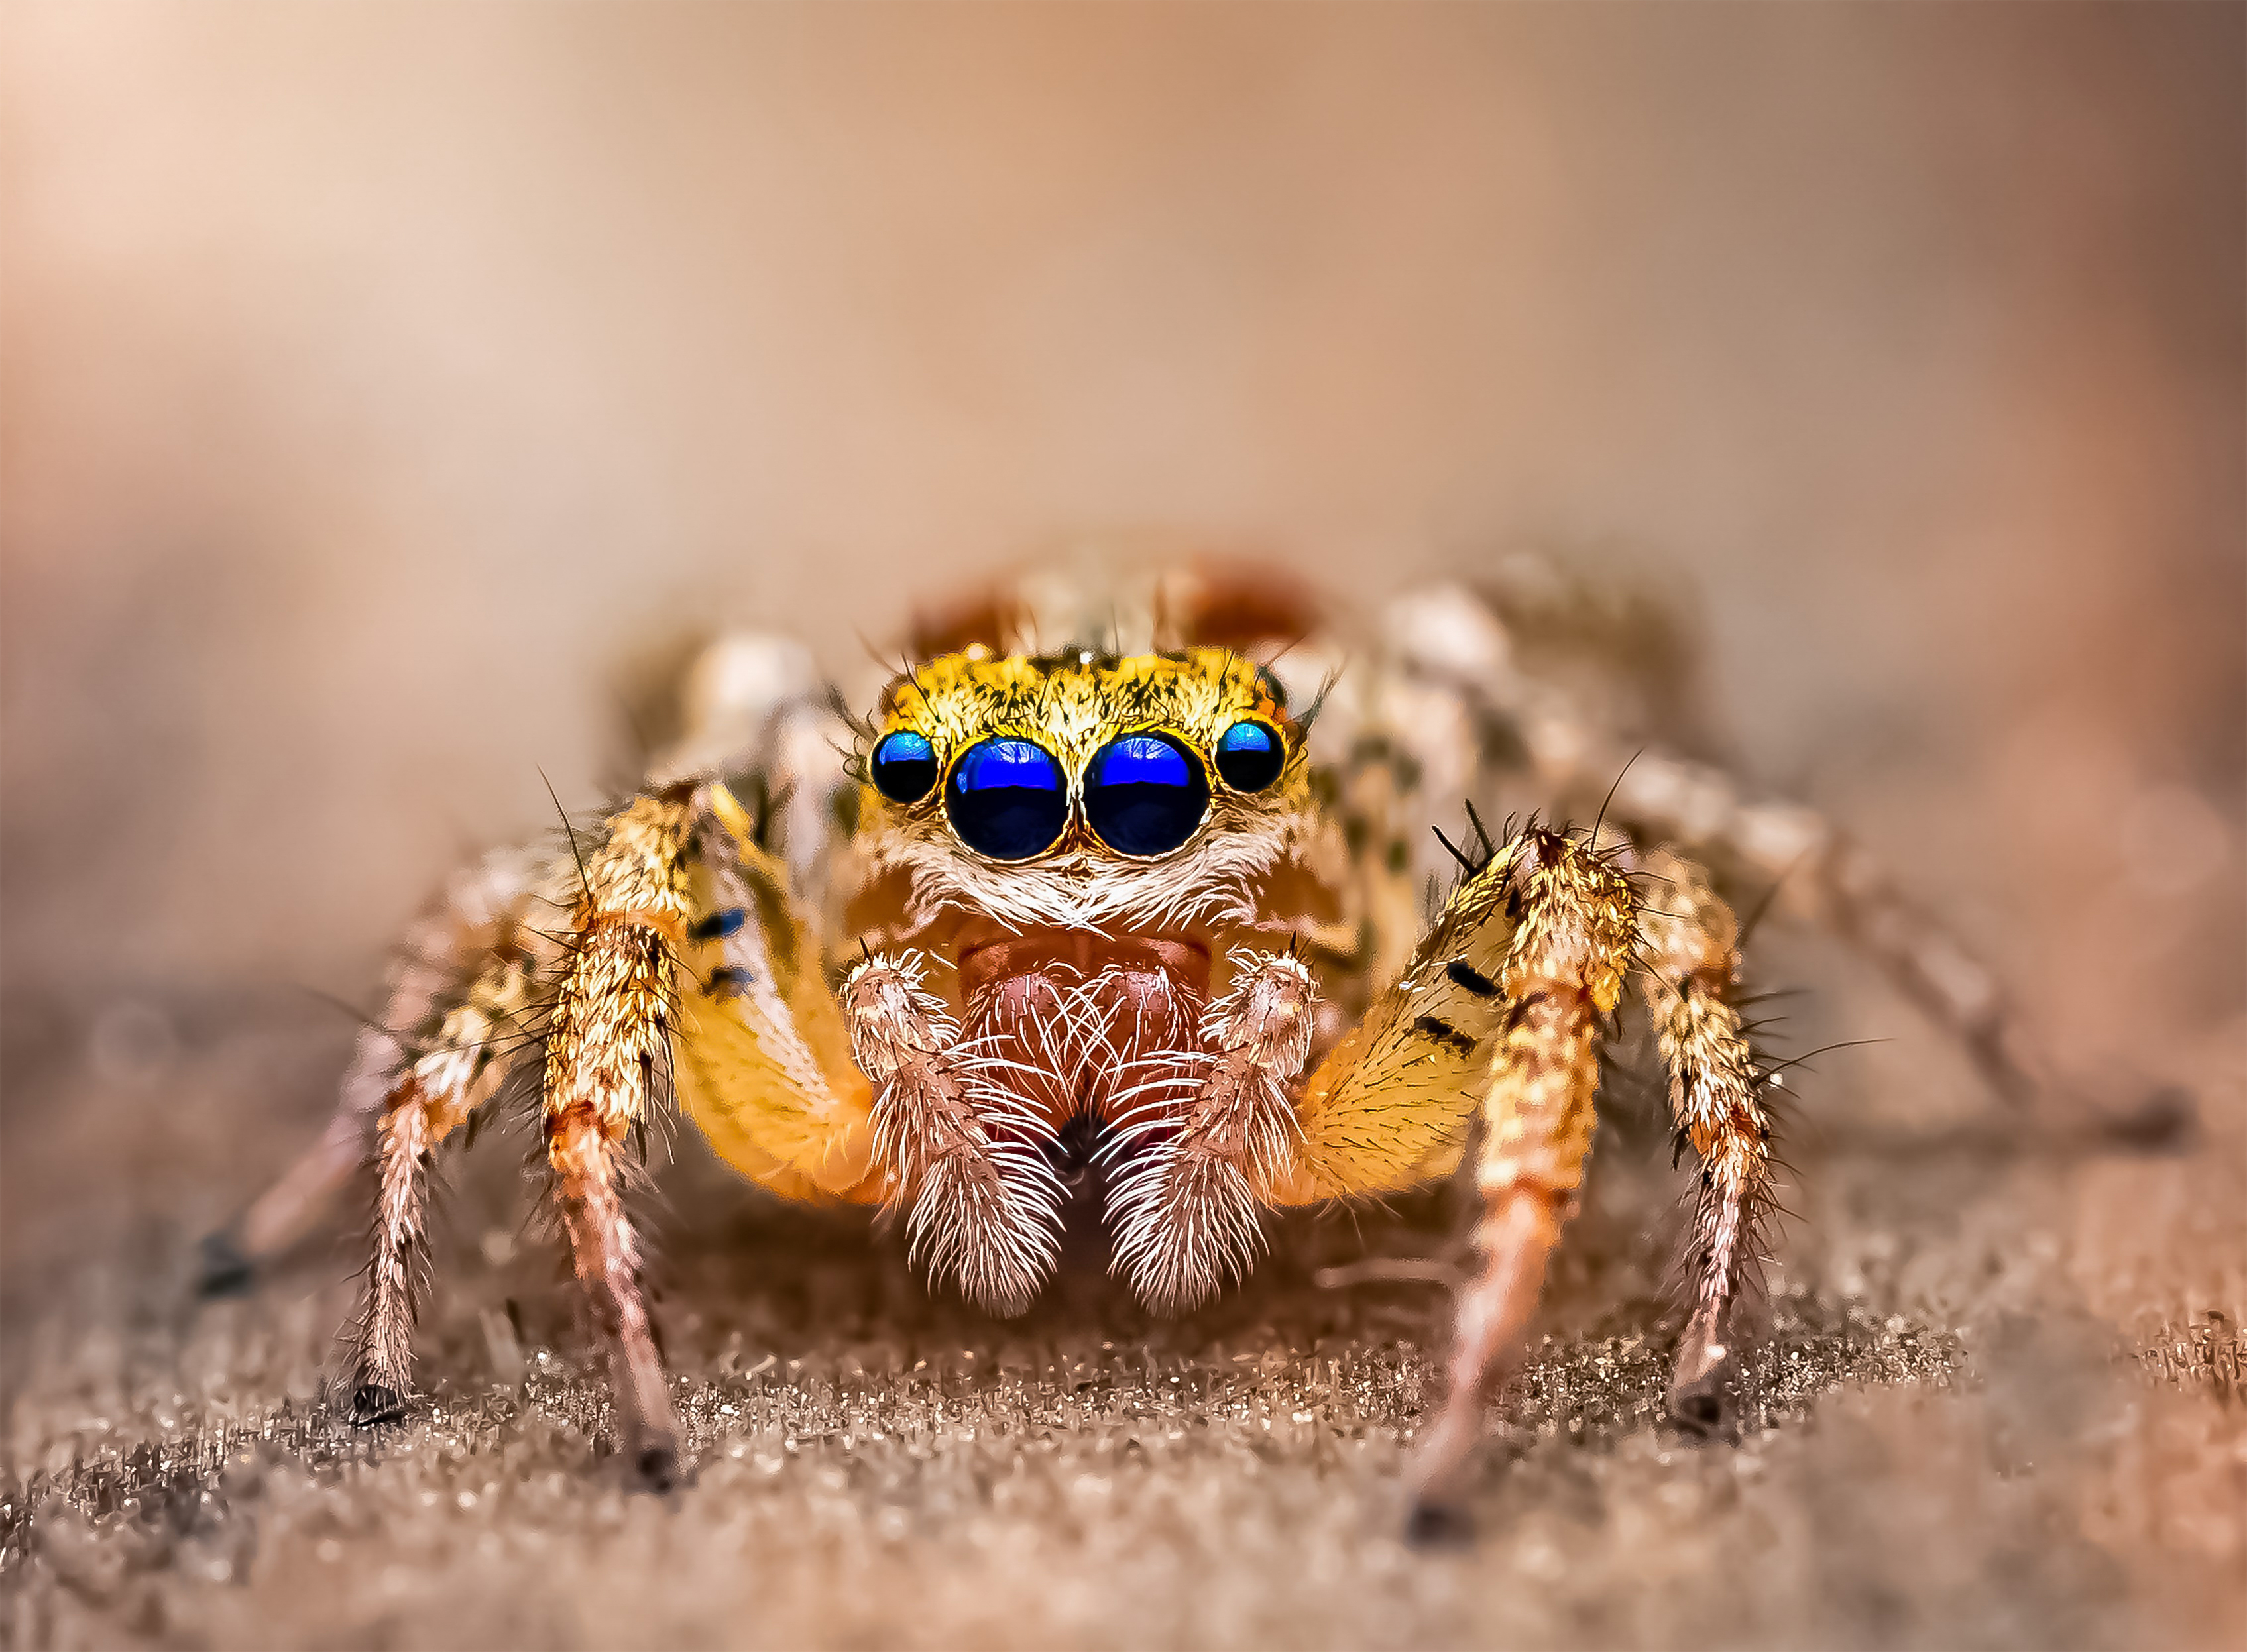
868,720,1287,861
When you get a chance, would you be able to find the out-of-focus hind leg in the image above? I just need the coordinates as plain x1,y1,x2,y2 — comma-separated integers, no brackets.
347,927,546,1421
1379,580,2057,1112
199,846,548,1294
1599,755,2052,1107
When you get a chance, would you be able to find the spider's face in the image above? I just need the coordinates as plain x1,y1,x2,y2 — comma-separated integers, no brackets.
851,645,1316,943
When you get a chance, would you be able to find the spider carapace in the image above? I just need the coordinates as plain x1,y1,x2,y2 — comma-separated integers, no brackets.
211,559,2045,1531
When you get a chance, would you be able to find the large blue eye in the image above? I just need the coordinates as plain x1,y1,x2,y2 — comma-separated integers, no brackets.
945,737,1068,860
870,730,938,802
1214,720,1285,792
1084,732,1209,857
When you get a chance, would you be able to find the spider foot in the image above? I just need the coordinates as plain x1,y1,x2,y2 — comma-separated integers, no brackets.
194,1229,256,1299
347,1382,408,1427
1665,1375,1733,1440
1664,1303,1745,1441
626,1430,682,1494
1404,1497,1477,1548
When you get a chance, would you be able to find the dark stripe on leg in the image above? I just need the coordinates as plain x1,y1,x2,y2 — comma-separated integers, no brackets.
1445,959,1500,997
689,907,747,942
1411,1015,1481,1059
706,965,756,997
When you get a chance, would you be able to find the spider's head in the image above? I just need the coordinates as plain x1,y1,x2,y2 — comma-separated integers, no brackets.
848,645,1318,964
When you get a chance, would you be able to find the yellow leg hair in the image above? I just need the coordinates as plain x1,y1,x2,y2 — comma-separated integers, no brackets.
671,785,880,1203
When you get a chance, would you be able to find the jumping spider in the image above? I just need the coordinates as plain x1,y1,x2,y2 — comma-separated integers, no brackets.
208,557,2046,1530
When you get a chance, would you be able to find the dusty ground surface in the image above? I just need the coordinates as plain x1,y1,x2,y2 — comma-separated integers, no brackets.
1,971,2243,1651
5,5,2245,1649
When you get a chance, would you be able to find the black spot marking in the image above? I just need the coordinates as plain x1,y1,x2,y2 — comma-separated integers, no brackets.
1412,1015,1480,1059
689,907,748,942
1473,709,1531,773
1444,959,1500,998
706,966,756,998
2099,1085,2199,1154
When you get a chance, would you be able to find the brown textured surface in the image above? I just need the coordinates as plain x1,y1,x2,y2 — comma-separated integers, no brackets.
4,6,2244,1649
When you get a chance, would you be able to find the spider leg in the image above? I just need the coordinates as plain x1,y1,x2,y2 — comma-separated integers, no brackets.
1105,948,1318,1315
1263,829,1527,1207
1632,845,1773,1435
1593,755,2047,1106
199,846,547,1295
842,952,1063,1316
1255,820,1635,1527
315,776,878,1461
349,926,546,1422
1380,580,2049,1109
672,795,880,1202
1399,826,1638,1529
539,789,700,1488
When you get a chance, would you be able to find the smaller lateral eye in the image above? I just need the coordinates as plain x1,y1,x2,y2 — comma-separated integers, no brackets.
1214,720,1285,792
870,730,938,802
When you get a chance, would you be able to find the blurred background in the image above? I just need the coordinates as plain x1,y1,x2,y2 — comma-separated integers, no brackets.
6,0,2243,1286
2,7,2242,1645
4,0,2242,1289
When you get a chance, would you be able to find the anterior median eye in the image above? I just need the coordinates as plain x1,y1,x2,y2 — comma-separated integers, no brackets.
1214,720,1285,792
870,730,939,802
945,737,1068,859
1084,732,1210,857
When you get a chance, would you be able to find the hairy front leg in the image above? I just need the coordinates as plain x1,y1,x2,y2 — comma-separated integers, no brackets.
1106,949,1318,1315
843,952,1063,1317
